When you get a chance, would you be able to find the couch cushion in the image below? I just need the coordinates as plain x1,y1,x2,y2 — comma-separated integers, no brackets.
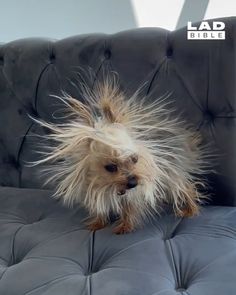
0,187,235,295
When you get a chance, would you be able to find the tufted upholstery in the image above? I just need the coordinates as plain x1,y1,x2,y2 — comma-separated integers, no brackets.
1,187,236,295
0,17,236,294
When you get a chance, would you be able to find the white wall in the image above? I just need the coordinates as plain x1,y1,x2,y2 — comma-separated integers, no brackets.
1,0,236,42
132,0,236,30
0,0,136,42
205,0,236,19
131,0,185,31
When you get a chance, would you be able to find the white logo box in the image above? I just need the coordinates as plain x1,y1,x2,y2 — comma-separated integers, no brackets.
187,21,225,40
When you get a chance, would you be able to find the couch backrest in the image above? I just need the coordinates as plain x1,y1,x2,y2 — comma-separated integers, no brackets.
0,17,235,206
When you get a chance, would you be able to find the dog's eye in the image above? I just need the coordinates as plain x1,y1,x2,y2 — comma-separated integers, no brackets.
131,154,138,164
104,163,118,173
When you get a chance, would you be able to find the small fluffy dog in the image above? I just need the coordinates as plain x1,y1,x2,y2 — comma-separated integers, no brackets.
34,79,208,234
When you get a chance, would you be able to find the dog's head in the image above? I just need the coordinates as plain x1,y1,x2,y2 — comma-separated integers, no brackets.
87,121,157,199
34,80,207,218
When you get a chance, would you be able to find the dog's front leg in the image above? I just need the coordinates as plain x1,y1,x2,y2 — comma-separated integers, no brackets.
113,204,139,234
86,215,108,231
175,183,201,218
177,199,200,217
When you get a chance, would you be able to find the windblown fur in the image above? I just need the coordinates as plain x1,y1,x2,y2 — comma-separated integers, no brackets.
33,77,209,234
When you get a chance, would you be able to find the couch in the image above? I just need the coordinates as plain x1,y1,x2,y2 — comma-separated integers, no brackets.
0,17,235,294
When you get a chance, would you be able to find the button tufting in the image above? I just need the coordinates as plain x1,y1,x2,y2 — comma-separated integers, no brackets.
166,46,173,58
0,56,4,66
104,49,111,59
28,105,38,117
163,232,175,240
7,155,18,168
84,270,96,276
204,110,214,123
8,255,24,267
50,52,56,63
18,108,23,115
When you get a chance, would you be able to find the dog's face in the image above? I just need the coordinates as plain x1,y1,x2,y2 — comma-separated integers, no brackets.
87,122,156,198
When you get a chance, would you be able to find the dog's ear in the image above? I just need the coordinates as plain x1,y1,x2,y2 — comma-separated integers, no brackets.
99,91,127,124
65,96,94,127
101,101,117,123
94,80,127,124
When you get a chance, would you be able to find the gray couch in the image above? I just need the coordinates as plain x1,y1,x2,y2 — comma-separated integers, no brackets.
0,17,235,295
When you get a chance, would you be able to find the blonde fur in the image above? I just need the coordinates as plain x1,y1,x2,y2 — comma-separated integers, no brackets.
32,77,209,233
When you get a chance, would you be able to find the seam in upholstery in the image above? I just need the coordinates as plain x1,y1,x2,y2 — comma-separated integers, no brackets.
86,274,91,295
165,239,180,290
22,256,84,270
0,257,8,264
165,232,236,241
209,122,217,142
196,118,205,131
204,49,236,120
34,62,51,110
146,56,169,95
99,237,161,268
10,224,25,265
78,277,91,295
215,115,236,118
168,218,183,238
23,273,80,295
2,68,29,110
0,221,25,226
88,231,95,274
94,266,173,284
146,29,170,97
188,248,236,284
95,57,110,83
16,122,35,187
0,267,8,281
0,225,24,280
148,289,174,295
0,211,28,222
91,37,117,92
20,226,86,258
173,64,203,112
91,58,107,91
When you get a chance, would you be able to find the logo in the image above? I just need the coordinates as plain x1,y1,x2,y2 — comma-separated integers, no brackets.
187,21,225,40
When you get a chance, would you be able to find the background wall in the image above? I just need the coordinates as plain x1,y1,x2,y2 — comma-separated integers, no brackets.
0,0,236,42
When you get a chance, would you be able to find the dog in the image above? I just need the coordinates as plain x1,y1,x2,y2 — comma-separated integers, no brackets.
33,78,208,234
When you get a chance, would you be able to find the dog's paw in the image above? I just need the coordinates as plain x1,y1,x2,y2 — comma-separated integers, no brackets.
86,218,107,231
177,203,200,218
113,222,135,234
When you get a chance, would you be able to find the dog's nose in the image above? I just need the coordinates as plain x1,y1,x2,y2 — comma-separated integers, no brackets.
126,176,138,189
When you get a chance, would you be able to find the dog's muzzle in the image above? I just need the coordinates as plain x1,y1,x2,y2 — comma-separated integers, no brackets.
126,176,138,189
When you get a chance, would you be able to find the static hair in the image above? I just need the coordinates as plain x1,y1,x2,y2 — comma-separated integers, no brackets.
32,76,210,224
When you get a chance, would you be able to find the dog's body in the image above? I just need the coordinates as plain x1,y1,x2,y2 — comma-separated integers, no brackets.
34,79,208,234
